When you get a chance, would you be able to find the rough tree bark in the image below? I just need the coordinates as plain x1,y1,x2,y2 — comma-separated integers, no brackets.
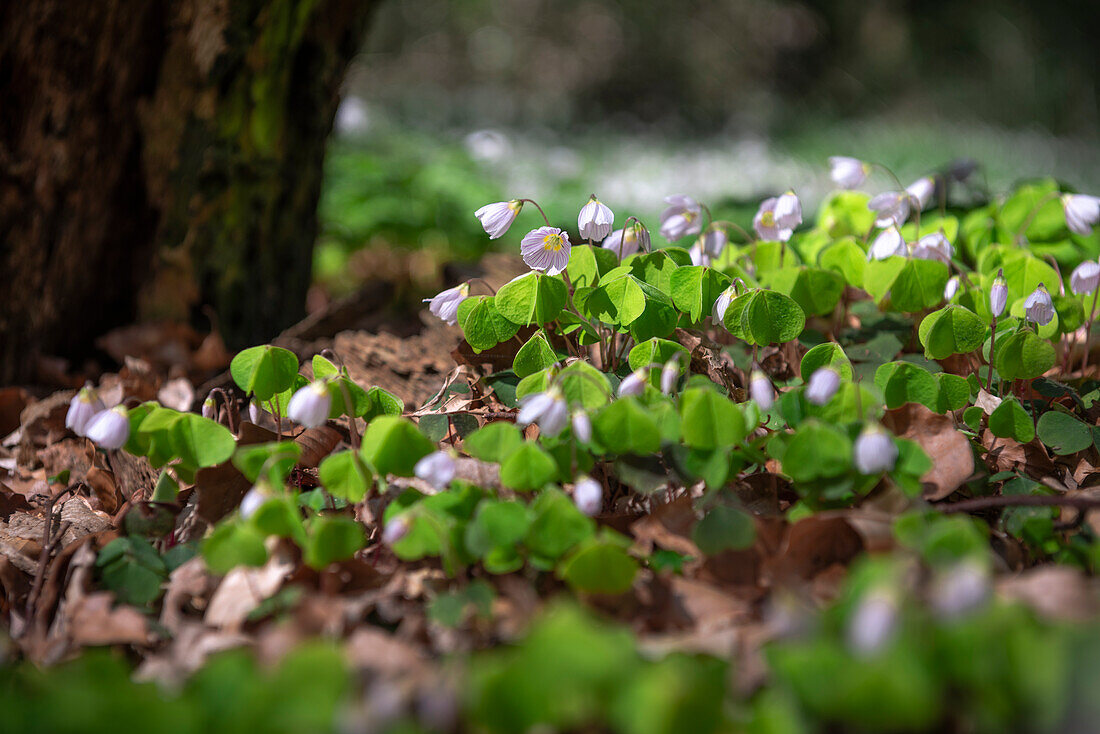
0,0,376,383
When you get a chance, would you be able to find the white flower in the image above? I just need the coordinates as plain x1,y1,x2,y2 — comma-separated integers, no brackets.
572,411,592,443
688,241,711,267
201,397,216,420
711,284,737,325
1063,194,1100,236
423,283,470,325
749,370,773,411
578,195,614,241
573,476,602,517
517,389,570,437
910,232,953,263
660,358,680,395
700,227,728,258
382,516,410,546
1070,259,1100,296
753,197,793,242
520,226,572,275
828,156,869,189
86,406,130,450
602,221,649,258
240,485,269,520
868,191,910,228
930,560,990,620
248,400,264,424
990,269,1007,317
618,368,648,397
287,380,332,428
66,385,105,437
868,226,906,260
943,276,960,301
1024,284,1055,325
774,190,803,231
853,424,898,474
805,367,841,406
475,200,522,239
906,176,935,210
659,194,703,241
847,588,898,657
415,451,456,489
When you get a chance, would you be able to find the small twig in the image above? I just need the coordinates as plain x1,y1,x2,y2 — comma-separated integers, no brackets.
937,494,1100,514
25,484,80,620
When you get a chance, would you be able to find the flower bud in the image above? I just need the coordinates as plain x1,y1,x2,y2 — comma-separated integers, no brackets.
660,358,680,395
475,200,522,239
906,176,935,210
248,400,264,424
847,588,898,657
382,516,411,546
911,232,953,263
202,396,216,420
930,560,990,620
1070,259,1100,296
85,405,130,450
240,484,270,520
287,380,332,428
572,410,592,443
423,283,470,325
711,284,737,325
805,367,841,406
749,370,774,411
868,226,906,260
573,476,603,517
618,368,648,398
578,195,614,241
943,275,960,301
1024,283,1055,325
989,269,1007,317
853,423,899,474
700,226,728,258
1063,193,1100,236
414,450,456,490
66,384,105,437
517,389,569,437
868,191,910,228
828,156,869,190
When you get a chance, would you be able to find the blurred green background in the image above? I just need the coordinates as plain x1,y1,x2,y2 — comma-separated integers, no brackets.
315,0,1100,292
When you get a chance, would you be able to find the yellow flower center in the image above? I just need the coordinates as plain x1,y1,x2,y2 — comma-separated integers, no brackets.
760,211,775,227
682,210,697,223
543,233,564,251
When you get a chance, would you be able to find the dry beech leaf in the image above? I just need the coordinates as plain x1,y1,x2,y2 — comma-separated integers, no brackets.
157,377,195,412
980,429,1057,482
766,515,863,583
70,592,153,646
998,566,1097,621
883,403,974,500
630,495,699,558
205,544,295,630
296,425,343,468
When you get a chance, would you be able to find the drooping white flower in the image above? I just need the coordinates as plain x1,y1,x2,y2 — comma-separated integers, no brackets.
753,197,793,242
382,515,411,546
868,226,906,260
1063,194,1100,236
423,283,470,325
573,476,603,517
930,560,990,620
248,400,264,424
618,368,648,398
847,588,898,657
659,194,703,241
287,380,332,428
201,396,216,420
1024,283,1055,325
1070,259,1100,296
475,200,522,239
66,385,105,437
990,269,1008,317
85,406,130,450
660,358,680,395
240,484,270,520
829,156,870,189
700,226,728,258
943,275,960,301
910,232,953,263
906,176,935,210
520,226,572,275
805,367,841,406
774,190,803,231
711,284,737,325
602,221,648,258
688,240,711,267
415,451,457,489
749,370,774,411
578,195,614,241
868,191,911,228
516,388,569,437
571,411,592,443
853,424,898,474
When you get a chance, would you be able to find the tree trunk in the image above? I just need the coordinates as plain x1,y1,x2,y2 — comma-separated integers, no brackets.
0,0,376,384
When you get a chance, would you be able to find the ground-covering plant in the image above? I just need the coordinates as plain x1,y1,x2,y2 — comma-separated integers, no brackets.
39,159,1100,732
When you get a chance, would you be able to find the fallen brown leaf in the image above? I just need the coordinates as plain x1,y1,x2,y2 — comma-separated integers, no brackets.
884,403,975,500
